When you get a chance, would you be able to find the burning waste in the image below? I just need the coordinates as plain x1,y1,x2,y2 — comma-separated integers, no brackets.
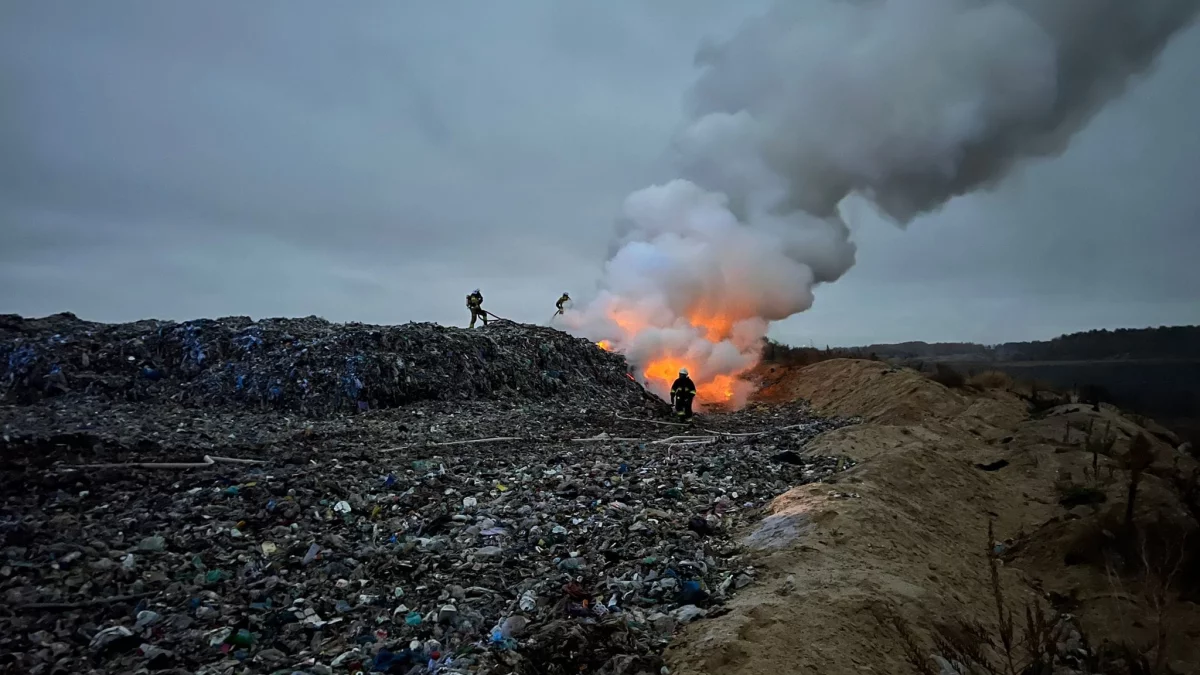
564,0,1199,407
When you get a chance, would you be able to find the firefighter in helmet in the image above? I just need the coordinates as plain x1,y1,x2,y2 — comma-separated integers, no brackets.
467,289,487,328
670,367,697,421
555,292,571,315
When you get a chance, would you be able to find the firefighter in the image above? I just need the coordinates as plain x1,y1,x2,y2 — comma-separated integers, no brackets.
466,289,487,328
555,292,571,315
670,367,697,421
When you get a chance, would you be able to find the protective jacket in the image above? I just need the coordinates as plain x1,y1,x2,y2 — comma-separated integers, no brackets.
467,291,487,328
556,294,570,312
671,375,697,420
670,375,697,402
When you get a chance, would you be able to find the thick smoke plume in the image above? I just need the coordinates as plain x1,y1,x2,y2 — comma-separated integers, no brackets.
566,0,1198,405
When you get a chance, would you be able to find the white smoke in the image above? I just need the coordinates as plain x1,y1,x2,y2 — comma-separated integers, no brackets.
570,180,839,403
567,0,1199,403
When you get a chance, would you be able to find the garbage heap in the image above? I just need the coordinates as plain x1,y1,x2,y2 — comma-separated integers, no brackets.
0,313,646,414
0,313,860,675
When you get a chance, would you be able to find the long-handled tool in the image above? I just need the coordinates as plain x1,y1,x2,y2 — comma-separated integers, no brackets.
483,309,511,322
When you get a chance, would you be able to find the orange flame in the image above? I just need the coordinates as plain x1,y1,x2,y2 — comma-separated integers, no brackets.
642,357,735,403
595,304,750,405
686,311,735,342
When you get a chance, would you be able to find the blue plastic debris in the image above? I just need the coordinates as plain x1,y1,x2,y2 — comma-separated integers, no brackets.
7,344,38,372
677,579,707,605
302,543,320,565
372,647,416,672
232,329,264,351
342,355,365,400
178,323,207,367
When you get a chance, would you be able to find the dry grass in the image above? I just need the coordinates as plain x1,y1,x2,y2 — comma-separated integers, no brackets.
968,370,1014,391
882,518,1197,675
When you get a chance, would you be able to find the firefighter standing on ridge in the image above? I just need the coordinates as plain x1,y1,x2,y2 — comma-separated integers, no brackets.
466,289,487,328
555,292,570,315
671,367,697,421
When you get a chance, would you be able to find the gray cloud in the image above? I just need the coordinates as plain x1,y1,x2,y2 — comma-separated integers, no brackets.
1,1,1197,346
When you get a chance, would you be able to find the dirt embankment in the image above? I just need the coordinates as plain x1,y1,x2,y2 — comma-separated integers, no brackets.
668,359,1200,675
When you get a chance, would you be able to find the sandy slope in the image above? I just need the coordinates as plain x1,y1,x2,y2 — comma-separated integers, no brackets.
666,359,1199,675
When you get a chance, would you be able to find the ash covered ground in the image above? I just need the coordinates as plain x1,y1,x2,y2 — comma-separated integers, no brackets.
1,314,855,675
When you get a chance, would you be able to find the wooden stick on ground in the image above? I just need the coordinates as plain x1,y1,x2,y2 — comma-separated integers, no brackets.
700,421,818,437
431,437,523,447
651,435,717,445
378,436,524,452
210,456,268,464
701,429,769,437
72,455,266,470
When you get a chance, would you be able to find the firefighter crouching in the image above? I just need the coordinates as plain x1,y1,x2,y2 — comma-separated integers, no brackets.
670,368,697,421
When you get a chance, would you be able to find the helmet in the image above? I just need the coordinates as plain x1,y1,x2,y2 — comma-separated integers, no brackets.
472,289,480,295
679,368,688,376
563,292,570,297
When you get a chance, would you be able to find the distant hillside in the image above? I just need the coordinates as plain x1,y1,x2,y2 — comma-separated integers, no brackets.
858,325,1200,362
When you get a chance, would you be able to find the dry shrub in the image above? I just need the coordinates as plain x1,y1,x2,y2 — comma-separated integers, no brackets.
968,370,1014,391
878,521,1062,675
927,363,966,388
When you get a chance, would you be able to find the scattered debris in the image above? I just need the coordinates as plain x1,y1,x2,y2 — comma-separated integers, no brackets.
0,315,858,673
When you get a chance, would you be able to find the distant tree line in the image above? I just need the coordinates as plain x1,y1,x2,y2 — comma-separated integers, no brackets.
854,325,1200,362
760,338,880,367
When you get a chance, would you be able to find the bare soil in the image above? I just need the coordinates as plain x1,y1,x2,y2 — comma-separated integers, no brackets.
666,359,1200,675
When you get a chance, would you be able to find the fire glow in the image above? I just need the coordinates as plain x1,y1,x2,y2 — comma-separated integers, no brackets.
563,181,811,411
643,356,738,403
587,302,756,407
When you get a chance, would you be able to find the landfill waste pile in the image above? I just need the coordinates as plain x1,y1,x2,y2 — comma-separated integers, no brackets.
0,314,858,675
1,313,646,414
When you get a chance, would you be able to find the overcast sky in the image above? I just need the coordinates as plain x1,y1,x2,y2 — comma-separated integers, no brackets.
2,1,1198,347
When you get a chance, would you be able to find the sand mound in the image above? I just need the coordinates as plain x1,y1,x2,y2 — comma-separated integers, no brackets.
668,359,1200,675
758,358,1027,432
